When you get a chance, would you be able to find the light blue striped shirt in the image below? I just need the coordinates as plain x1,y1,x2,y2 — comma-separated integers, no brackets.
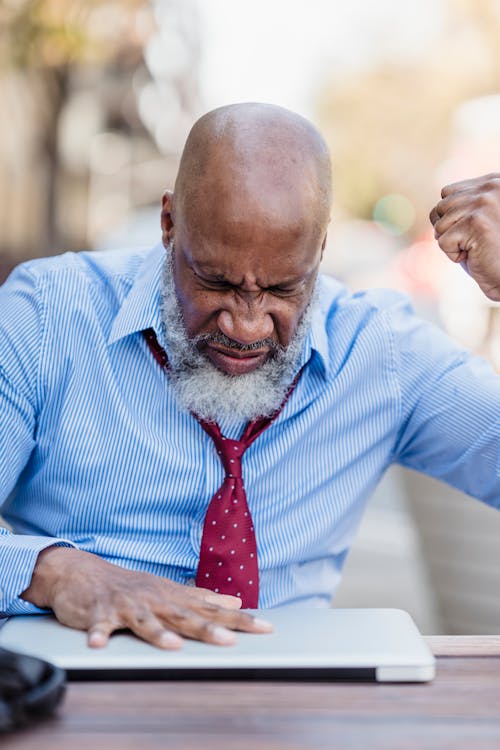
1,244,499,615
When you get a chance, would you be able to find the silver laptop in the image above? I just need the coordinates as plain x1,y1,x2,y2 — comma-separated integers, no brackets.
0,608,435,683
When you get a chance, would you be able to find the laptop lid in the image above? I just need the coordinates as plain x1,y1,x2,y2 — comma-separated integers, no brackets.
0,608,435,683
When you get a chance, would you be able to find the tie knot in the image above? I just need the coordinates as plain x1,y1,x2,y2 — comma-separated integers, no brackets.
217,438,245,477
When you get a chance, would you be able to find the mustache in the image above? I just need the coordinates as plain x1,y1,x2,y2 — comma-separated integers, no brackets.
192,330,283,355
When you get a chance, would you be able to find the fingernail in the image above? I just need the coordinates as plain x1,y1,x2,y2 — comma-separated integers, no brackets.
88,631,106,648
252,617,274,631
159,631,183,649
212,626,237,645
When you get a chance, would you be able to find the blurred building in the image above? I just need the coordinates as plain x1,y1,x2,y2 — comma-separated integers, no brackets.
0,0,202,282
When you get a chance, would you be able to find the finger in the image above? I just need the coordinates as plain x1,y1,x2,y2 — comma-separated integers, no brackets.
441,181,475,200
124,608,184,649
435,223,470,263
192,586,242,610
441,173,500,199
88,618,117,648
430,189,491,234
196,600,274,633
164,606,239,646
433,191,478,219
158,577,243,609
433,206,468,237
87,600,128,648
440,173,500,199
429,196,468,227
429,205,441,226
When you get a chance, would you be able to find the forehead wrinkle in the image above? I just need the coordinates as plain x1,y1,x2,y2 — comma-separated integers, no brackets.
192,254,316,291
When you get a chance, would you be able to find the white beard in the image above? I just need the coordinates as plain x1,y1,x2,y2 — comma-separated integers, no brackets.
159,243,317,423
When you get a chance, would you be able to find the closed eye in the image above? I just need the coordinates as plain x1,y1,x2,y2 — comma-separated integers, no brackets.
268,284,301,297
193,272,233,290
194,269,301,296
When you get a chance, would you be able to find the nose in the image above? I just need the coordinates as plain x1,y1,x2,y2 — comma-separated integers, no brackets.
217,294,274,346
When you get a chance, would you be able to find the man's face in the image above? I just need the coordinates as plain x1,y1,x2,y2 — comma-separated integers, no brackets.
162,190,324,377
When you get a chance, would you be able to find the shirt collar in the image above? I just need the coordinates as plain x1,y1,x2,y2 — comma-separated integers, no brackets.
298,300,327,380
306,302,330,377
108,244,165,345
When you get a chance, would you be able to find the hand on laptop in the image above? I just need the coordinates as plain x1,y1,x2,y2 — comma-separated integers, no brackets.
21,547,273,648
430,173,500,301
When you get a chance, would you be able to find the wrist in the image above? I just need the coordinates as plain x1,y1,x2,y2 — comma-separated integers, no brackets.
21,545,78,608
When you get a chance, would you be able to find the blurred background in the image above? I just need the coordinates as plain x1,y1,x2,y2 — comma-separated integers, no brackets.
1,0,500,633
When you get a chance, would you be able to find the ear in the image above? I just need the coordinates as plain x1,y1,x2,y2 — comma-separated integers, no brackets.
320,231,328,262
161,190,175,247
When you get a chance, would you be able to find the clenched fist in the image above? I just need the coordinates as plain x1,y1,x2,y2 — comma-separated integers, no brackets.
430,173,500,301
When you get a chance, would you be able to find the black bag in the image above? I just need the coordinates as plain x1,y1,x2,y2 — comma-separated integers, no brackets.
0,646,66,732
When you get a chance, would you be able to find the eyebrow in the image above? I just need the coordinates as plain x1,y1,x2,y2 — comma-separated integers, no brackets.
193,263,305,289
195,265,228,281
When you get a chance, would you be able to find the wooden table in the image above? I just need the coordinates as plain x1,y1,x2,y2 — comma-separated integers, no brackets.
4,637,500,750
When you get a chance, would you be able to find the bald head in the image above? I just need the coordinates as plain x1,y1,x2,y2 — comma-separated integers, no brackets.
160,104,332,382
172,103,332,244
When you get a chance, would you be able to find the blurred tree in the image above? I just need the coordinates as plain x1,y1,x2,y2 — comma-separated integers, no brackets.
0,0,151,259
318,0,500,236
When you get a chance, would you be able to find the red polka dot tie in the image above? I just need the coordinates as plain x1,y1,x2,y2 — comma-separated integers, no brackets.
143,328,299,609
195,416,277,607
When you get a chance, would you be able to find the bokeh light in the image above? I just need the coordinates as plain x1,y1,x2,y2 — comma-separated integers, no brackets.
373,193,416,236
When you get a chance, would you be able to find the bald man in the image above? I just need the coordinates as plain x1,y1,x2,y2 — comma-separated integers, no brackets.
1,104,499,648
